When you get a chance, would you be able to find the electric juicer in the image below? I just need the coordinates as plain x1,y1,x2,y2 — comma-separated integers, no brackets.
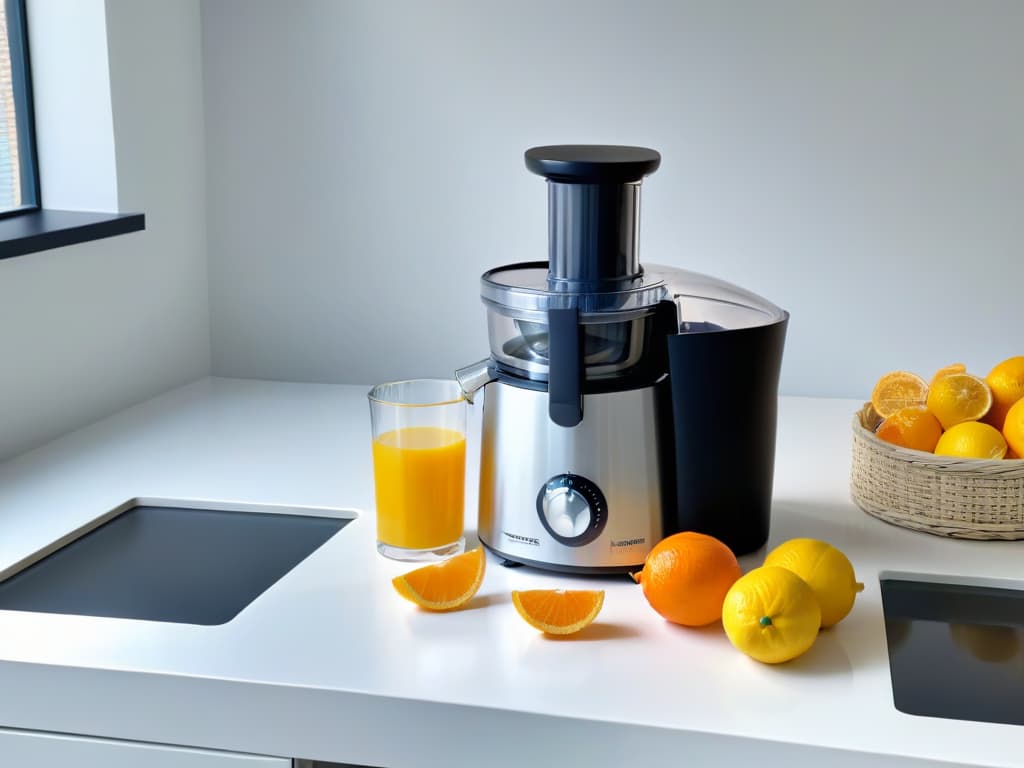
457,145,788,573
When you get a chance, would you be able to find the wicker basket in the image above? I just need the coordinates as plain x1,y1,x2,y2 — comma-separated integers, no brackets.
850,403,1024,540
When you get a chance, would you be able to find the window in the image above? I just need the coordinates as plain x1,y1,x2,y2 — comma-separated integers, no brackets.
0,0,38,217
0,0,143,259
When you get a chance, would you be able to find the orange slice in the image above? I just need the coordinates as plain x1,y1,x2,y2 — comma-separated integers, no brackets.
871,371,929,418
875,405,943,453
511,589,604,635
930,362,967,386
392,548,485,611
926,372,992,430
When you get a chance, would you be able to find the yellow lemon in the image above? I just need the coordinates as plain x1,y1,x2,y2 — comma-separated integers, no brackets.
1002,397,1024,459
925,373,992,430
764,538,864,627
722,566,821,664
934,421,1007,460
984,356,1024,431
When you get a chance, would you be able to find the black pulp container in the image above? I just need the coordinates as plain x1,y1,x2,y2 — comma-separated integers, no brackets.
665,316,789,555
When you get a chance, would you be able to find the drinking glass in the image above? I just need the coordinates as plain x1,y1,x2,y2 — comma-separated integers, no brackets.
368,379,466,561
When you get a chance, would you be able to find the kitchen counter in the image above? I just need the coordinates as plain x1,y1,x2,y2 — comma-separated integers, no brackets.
0,377,1020,767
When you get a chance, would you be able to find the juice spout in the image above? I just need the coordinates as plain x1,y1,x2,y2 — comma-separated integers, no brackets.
454,359,496,404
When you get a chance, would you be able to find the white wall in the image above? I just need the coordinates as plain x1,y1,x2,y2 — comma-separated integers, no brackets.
0,0,210,461
202,0,1023,398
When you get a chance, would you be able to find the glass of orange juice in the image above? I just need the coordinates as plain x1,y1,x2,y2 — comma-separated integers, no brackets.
368,379,467,561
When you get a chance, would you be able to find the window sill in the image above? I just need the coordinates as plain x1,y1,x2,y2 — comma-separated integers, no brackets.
0,209,145,260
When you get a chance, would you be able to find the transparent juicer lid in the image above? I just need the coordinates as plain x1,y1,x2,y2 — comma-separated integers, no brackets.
481,261,786,330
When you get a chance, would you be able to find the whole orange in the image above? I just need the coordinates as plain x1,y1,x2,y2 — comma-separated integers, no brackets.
984,356,1024,431
632,531,742,627
1004,398,1024,459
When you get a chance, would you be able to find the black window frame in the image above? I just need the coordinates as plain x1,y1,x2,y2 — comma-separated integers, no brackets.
0,0,144,260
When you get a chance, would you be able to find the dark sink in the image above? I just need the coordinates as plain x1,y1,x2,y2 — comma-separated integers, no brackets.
0,501,351,625
881,576,1024,727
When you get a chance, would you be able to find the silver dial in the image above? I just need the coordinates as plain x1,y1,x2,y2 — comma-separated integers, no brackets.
536,474,607,547
542,487,592,538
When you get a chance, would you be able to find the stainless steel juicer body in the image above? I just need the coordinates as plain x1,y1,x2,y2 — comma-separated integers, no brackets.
477,381,665,572
458,145,788,573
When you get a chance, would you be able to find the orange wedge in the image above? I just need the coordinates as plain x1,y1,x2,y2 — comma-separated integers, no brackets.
511,589,604,635
871,371,929,418
876,405,943,453
930,362,967,386
392,548,485,611
926,372,992,430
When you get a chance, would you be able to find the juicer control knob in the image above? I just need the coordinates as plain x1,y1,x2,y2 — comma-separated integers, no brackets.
536,474,607,547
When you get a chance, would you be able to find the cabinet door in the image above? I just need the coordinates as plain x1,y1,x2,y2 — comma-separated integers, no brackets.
0,727,289,767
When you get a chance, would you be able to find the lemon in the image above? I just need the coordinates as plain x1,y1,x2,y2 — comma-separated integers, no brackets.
934,421,1007,460
763,538,864,628
722,566,821,664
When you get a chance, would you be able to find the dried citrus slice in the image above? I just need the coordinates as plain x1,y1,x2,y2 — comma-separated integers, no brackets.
392,548,485,611
930,362,967,386
926,372,992,430
511,589,604,635
871,371,928,418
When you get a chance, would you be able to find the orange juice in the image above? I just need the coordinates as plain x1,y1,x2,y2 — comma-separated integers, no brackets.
372,426,465,550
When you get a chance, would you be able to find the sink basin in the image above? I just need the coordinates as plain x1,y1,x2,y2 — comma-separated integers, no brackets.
0,499,354,625
881,575,1024,727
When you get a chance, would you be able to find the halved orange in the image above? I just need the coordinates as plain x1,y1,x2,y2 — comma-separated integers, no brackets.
392,548,485,611
871,371,929,418
511,589,604,635
926,372,992,430
930,362,967,386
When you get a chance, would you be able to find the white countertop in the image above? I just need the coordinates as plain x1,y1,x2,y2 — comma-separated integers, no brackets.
0,377,1020,767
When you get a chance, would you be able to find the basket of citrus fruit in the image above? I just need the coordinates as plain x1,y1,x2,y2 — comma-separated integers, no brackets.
850,356,1024,539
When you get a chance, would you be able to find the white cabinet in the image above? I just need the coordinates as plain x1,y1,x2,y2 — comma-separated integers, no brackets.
0,728,289,767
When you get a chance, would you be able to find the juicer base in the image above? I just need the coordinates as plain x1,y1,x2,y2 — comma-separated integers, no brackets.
479,536,643,577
